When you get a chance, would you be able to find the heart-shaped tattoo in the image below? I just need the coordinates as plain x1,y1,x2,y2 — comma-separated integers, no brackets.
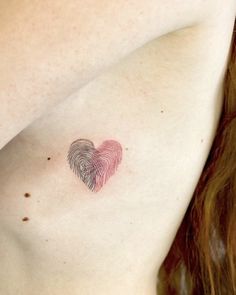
67,139,122,192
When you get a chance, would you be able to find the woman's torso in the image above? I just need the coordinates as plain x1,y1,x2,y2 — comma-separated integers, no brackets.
0,6,235,295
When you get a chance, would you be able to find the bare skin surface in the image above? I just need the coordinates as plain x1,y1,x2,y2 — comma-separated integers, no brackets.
0,2,236,295
0,0,216,150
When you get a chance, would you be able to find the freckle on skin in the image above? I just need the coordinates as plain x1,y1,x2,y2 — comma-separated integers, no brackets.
22,217,29,222
24,193,31,198
161,110,164,113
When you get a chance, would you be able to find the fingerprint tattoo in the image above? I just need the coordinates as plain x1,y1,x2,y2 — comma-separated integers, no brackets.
67,139,123,192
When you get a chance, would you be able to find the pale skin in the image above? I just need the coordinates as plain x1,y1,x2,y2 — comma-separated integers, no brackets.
0,1,236,295
0,0,225,150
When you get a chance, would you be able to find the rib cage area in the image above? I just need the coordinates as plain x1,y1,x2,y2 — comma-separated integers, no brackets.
67,139,122,192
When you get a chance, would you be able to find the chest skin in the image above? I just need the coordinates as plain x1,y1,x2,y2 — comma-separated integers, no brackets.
0,10,235,295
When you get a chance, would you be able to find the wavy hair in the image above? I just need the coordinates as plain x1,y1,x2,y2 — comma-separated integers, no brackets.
157,19,236,295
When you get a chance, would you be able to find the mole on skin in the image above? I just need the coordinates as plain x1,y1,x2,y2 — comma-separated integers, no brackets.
22,217,29,222
24,193,31,198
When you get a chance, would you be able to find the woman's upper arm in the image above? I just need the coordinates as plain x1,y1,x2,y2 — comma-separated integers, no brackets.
0,0,221,150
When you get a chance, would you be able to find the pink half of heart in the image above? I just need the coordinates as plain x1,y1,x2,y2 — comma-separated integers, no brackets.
91,140,123,192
